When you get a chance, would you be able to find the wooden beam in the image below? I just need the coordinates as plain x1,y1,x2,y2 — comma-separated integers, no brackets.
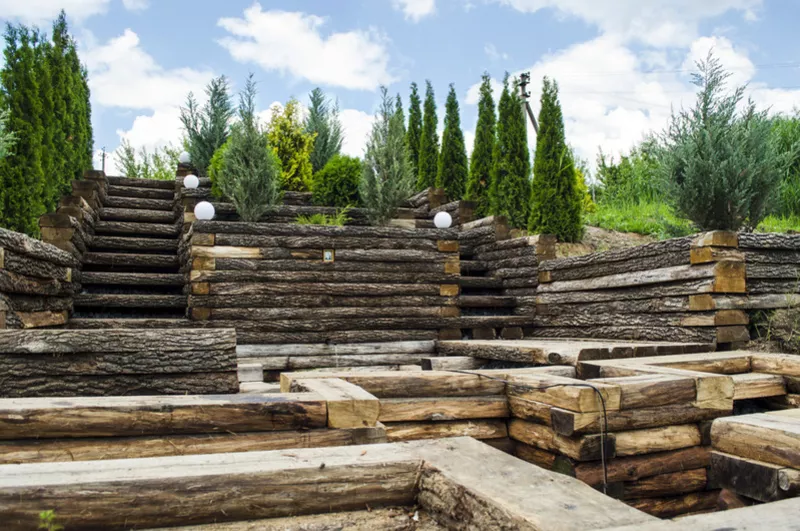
614,424,702,457
378,396,509,422
384,419,508,442
290,378,379,429
731,373,786,400
508,419,614,461
711,451,795,503
711,412,800,468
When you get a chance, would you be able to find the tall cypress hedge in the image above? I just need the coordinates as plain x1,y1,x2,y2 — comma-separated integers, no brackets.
417,80,439,191
0,11,93,236
466,73,496,217
405,82,422,179
528,77,582,241
436,84,468,200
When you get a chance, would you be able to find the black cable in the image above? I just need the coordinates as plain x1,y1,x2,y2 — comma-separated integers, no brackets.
446,370,610,493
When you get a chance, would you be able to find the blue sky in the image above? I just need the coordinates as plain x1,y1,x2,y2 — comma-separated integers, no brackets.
1,0,799,174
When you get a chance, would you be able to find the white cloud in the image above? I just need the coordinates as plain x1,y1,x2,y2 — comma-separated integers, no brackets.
84,29,213,111
218,4,395,91
684,36,755,87
0,0,149,23
484,43,509,61
495,0,762,47
122,0,149,11
464,77,505,105
340,109,376,157
392,0,436,21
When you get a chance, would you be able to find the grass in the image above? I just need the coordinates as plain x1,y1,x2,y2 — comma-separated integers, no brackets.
295,207,352,226
585,200,696,239
756,215,800,233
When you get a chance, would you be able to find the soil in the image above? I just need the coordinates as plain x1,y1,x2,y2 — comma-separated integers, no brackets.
554,226,657,258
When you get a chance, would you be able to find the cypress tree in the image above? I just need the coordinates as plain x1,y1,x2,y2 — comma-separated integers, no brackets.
405,82,422,178
528,77,582,241
48,11,74,197
436,83,468,199
490,76,530,228
33,29,57,212
466,73,496,216
66,36,93,176
0,24,46,235
305,87,343,174
395,94,406,135
417,80,439,191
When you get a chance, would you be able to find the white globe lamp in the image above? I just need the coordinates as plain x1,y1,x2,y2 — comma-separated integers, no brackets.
433,211,452,229
194,201,215,221
178,151,191,164
183,174,199,189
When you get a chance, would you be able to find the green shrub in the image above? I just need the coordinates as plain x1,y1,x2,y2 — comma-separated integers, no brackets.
267,99,315,192
38,510,63,531
312,155,362,207
305,87,343,174
586,200,696,239
214,76,281,222
296,207,351,226
207,136,230,198
115,139,180,180
658,52,783,231
180,76,233,176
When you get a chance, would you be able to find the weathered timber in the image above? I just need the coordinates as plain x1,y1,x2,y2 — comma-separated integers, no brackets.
191,270,456,284
711,412,800,468
75,293,186,308
249,353,429,371
0,270,77,298
106,175,175,189
536,279,716,305
378,396,509,422
280,370,505,397
94,221,180,237
193,246,451,263
238,341,434,357
107,184,173,199
739,232,800,250
0,393,326,438
507,373,621,413
711,451,795,502
744,248,800,264
236,329,439,345
186,317,496,333
538,297,694,315
534,311,730,328
731,372,786,400
193,221,457,240
420,356,487,370
622,468,707,500
566,446,711,486
626,490,720,519
214,258,452,273
290,378,379,429
0,372,239,397
591,375,697,409
0,228,78,268
458,295,516,308
84,252,178,268
751,353,800,377
90,236,178,252
526,326,717,343
508,419,613,461
514,442,558,469
385,419,508,442
100,207,176,223
0,329,235,354
539,236,692,272
190,294,456,309
614,424,702,456
2,250,72,281
104,196,174,210
214,234,444,251
81,272,184,286
486,253,537,270
2,295,71,312
543,251,690,283
13,311,68,329
208,282,441,297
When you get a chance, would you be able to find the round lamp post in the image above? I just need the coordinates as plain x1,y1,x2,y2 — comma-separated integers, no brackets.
183,174,199,189
178,151,191,165
194,201,215,221
433,211,453,229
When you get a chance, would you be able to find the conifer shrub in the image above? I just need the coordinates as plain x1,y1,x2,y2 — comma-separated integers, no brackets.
659,53,784,231
436,84,469,200
305,87,342,174
312,155,362,207
0,109,15,161
417,81,439,191
268,99,315,192
180,76,233,176
406,82,423,178
528,77,583,242
360,87,416,225
466,73,496,217
214,77,281,222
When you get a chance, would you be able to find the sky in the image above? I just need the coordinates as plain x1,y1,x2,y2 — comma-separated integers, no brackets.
1,0,799,176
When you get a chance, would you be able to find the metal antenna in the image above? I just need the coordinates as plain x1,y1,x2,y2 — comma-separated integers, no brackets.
517,72,539,136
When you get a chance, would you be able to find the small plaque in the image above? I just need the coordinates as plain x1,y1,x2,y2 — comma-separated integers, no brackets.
323,249,335,263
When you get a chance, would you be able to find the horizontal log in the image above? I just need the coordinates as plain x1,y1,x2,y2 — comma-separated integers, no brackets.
751,353,800,377
514,442,558,469
731,372,786,400
208,282,442,297
280,371,505,398
711,451,796,502
0,427,385,465
104,195,174,210
747,279,800,294
2,295,71,313
508,419,613,461
213,258,452,273
507,373,620,413
711,411,800,468
622,468,707,500
542,250,690,283
627,490,719,519
378,396,509,422
290,378,379,429
744,248,800,264
0,227,78,268
0,393,326,439
214,234,444,251
95,220,180,237
204,306,458,322
537,297,694,315
533,311,745,328
739,232,800,250
193,221,457,240
539,236,692,272
107,184,173,199
536,279,716,305
2,250,72,281
91,236,178,253
81,272,184,287
421,356,487,371
525,326,717,343
237,330,439,345
0,372,239,398
190,294,456,309
238,341,434,357
385,419,508,442
565,446,711,486
193,246,451,263
248,352,428,371
614,424,702,457
84,252,179,269
0,329,236,354
107,175,175,189
190,270,456,284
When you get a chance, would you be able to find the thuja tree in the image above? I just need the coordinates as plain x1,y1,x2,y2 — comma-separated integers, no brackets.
659,53,784,230
406,82,422,177
0,109,15,160
180,76,234,176
305,87,342,174
267,98,315,192
417,80,439,190
490,76,530,229
466,73,496,216
395,94,406,135
215,77,281,222
360,86,415,225
436,83,468,200
529,77,582,241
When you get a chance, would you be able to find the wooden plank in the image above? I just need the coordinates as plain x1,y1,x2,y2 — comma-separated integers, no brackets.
249,352,428,371
626,490,719,519
378,396,509,422
711,451,793,502
290,378,379,429
506,374,621,413
420,356,487,370
622,468,707,500
384,419,508,442
0,393,327,438
731,373,786,400
751,353,800,377
514,442,557,469
614,425,702,457
566,446,711,486
590,375,696,410
538,264,716,294
711,413,800,468
238,341,435,357
508,419,614,461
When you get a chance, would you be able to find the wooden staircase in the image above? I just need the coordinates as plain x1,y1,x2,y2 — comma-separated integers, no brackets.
70,177,187,328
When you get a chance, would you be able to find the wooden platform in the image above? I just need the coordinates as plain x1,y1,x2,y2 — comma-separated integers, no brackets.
437,338,715,365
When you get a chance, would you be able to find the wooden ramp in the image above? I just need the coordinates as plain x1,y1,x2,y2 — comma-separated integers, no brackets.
438,338,715,365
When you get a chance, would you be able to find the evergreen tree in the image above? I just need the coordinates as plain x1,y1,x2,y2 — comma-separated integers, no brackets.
267,98,315,191
405,82,422,178
395,93,406,135
48,12,75,198
66,34,92,176
417,80,439,190
466,73,496,217
0,109,15,161
305,87,343,174
436,83,468,199
0,24,46,235
528,77,582,241
180,76,234,176
33,29,56,212
490,76,530,229
360,87,415,225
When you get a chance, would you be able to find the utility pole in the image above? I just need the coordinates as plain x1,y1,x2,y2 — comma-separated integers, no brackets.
517,72,539,137
101,147,106,173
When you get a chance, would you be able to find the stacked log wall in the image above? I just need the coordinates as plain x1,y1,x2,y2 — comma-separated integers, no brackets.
535,232,750,345
184,221,462,349
0,328,239,396
0,229,81,330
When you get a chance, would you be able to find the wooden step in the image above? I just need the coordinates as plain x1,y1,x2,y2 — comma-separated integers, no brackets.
83,252,179,269
459,276,504,289
90,236,178,253
460,260,488,274
105,176,176,189
104,196,175,211
95,221,180,237
459,296,516,308
107,185,174,200
74,293,186,308
66,318,194,329
81,272,185,287
100,208,176,223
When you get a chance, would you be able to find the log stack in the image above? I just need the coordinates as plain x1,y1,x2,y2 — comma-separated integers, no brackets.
0,328,239,396
535,232,750,345
0,228,80,329
185,221,462,351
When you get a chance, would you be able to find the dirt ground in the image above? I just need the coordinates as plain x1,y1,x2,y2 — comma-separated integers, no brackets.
554,226,657,258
